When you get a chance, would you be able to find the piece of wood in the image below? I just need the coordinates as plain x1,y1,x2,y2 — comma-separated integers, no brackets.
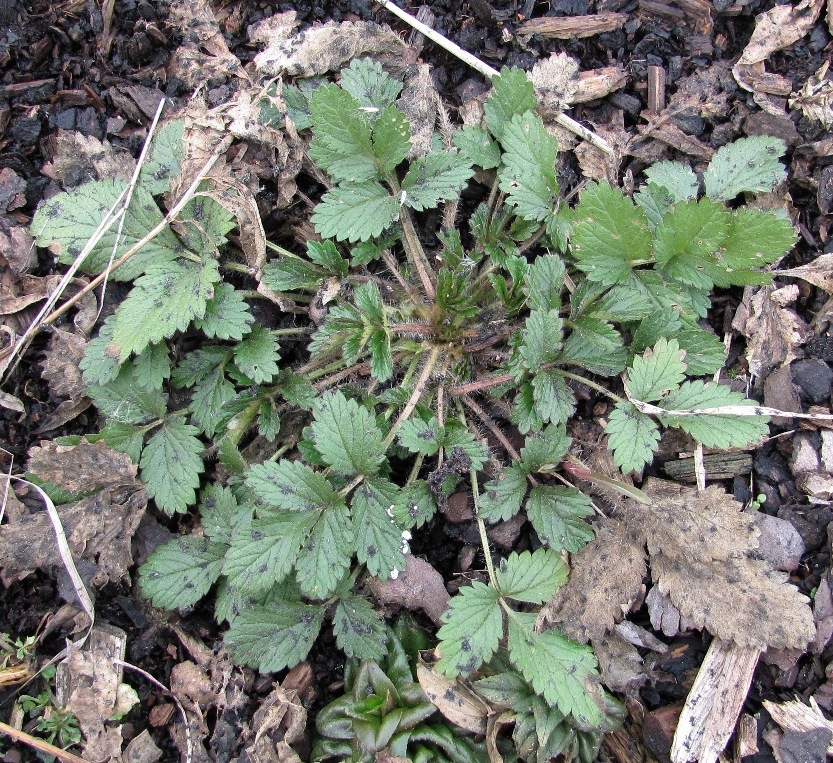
638,112,715,159
670,639,762,763
648,65,666,113
574,65,628,102
662,453,752,482
516,12,627,38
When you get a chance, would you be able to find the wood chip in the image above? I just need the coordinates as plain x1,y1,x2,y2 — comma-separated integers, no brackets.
516,12,626,38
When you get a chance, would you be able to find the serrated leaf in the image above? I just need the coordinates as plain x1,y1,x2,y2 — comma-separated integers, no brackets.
519,423,571,474
626,337,687,402
223,512,316,593
507,613,601,729
560,316,627,376
140,416,204,514
704,136,786,202
193,282,254,340
676,328,726,376
233,325,280,384
526,254,565,311
247,459,341,513
80,316,120,387
495,549,568,604
512,381,544,435
520,308,563,369
630,306,683,355
402,151,474,212
532,370,575,425
139,119,184,195
189,366,236,437
200,483,244,545
436,581,502,676
313,181,399,243
526,485,594,552
261,255,323,292
311,391,385,477
87,364,167,424
333,595,388,660
484,67,537,142
98,421,145,463
570,183,652,285
593,280,655,322
171,346,228,388
351,478,406,580
396,480,438,529
296,504,353,598
276,369,317,408
605,402,661,473
479,465,527,522
111,257,220,361
139,535,225,610
256,399,281,442
178,195,235,256
306,239,349,277
635,183,676,229
132,342,171,390
372,105,412,175
453,125,501,169
398,415,441,456
442,422,488,469
643,161,698,202
368,329,393,382
498,111,559,221
340,57,403,110
658,381,770,448
224,600,324,673
716,207,795,285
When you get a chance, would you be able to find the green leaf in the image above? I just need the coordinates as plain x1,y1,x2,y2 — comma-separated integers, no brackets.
676,328,726,376
526,486,594,552
132,342,171,390
296,504,353,598
717,208,795,285
495,549,567,604
87,365,167,424
333,595,388,661
512,382,544,435
625,337,687,402
224,600,324,673
484,67,537,142
402,151,474,212
178,196,235,256
139,119,184,195
351,478,406,580
233,325,280,384
436,581,502,677
309,84,376,183
605,402,661,474
630,306,683,355
643,161,698,202
532,370,576,425
247,459,341,513
340,58,403,110
258,399,281,442
306,240,349,277
139,536,225,610
372,105,412,175
313,182,399,243
98,421,145,463
507,613,602,729
453,125,501,169
193,283,254,340
199,483,244,545
704,136,786,202
479,465,527,522
189,366,236,437
525,255,565,311
520,309,563,369
369,329,393,382
398,415,441,456
111,257,220,361
261,255,324,292
80,316,120,387
560,317,627,376
593,279,654,322
635,183,675,229
658,381,770,448
276,369,317,408
397,480,438,529
519,423,571,474
498,111,559,222
311,391,386,477
140,416,204,514
570,183,652,285
441,422,488,470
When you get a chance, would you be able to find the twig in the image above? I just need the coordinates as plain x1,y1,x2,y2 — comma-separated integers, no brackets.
0,721,87,763
373,0,614,156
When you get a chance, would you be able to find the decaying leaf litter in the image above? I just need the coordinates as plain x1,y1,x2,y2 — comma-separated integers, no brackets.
2,0,833,761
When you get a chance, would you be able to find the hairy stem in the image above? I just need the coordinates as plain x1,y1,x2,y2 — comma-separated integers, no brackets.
451,372,514,395
383,345,442,448
558,369,625,403
399,206,437,301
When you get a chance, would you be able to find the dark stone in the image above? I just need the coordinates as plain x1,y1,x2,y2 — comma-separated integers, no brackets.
10,116,40,144
609,92,643,115
75,107,103,139
674,115,705,135
55,108,77,130
780,728,832,763
778,505,833,552
807,334,833,361
791,358,833,404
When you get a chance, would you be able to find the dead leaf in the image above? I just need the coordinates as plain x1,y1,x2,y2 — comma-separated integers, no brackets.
170,661,215,709
416,657,488,734
27,440,137,495
790,63,833,128
780,254,833,293
530,53,579,111
591,632,646,693
0,220,36,274
41,130,136,185
41,328,86,400
0,168,26,213
238,684,308,763
122,730,163,763
398,64,441,159
369,554,449,626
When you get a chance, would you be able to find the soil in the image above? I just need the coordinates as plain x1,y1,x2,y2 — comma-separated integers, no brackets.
1,0,833,761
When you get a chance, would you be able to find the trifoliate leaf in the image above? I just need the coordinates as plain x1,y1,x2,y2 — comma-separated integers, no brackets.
570,183,652,286
495,549,568,604
223,512,316,594
340,57,403,111
247,459,341,513
560,316,627,376
532,370,575,426
189,366,236,438
351,478,406,580
654,198,729,290
193,283,254,340
401,151,474,212
484,67,537,142
625,337,687,402
296,504,353,598
526,485,594,552
87,364,167,424
371,105,412,175
398,415,441,456
658,381,770,448
479,465,527,522
139,119,184,195
132,342,171,390
605,402,661,474
453,125,501,169
507,613,601,729
520,309,563,369
397,480,438,529
139,536,225,610
224,600,324,673
80,316,120,387
512,382,544,435
233,325,280,384
98,421,145,463
140,416,203,514
200,483,244,545
309,84,376,183
333,595,388,660
111,257,220,361
313,181,399,243
311,391,385,477
703,136,786,202
519,423,571,474
306,240,349,277
676,328,726,376
643,161,698,202
436,581,502,677
526,255,565,311
498,111,559,222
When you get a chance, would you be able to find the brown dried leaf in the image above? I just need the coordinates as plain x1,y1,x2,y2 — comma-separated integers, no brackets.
240,685,308,763
0,220,36,275
27,440,137,495
736,0,824,67
591,632,646,693
538,521,647,642
0,168,26,213
398,64,440,159
41,130,135,185
780,254,833,294
417,657,488,734
41,328,86,400
531,53,580,111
